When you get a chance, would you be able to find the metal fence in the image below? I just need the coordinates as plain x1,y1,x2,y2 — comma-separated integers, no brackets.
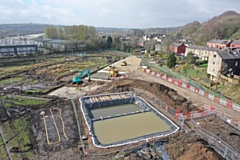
196,127,240,160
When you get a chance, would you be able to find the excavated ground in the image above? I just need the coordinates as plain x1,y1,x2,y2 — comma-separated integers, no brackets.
109,78,199,113
2,54,239,160
29,98,83,160
165,133,225,160
197,117,240,153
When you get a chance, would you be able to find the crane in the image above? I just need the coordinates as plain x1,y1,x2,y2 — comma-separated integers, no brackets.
72,70,91,84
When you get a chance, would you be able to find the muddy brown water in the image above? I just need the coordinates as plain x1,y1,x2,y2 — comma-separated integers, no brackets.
93,112,170,145
91,104,140,118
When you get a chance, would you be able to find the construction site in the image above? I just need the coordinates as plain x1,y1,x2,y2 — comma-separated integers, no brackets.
0,51,240,160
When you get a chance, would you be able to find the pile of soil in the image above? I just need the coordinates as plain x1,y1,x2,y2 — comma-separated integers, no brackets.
198,117,240,153
112,78,198,113
165,133,224,160
176,142,225,160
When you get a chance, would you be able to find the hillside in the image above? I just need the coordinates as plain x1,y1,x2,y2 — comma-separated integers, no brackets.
0,23,50,38
170,10,240,45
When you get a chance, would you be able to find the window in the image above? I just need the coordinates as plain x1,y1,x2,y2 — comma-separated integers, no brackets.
213,69,215,72
235,61,238,66
213,62,215,65
213,55,216,58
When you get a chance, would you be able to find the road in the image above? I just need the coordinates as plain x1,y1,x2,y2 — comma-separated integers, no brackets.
127,56,240,119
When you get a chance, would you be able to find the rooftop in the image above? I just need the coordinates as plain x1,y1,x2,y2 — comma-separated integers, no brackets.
208,39,230,44
218,48,240,60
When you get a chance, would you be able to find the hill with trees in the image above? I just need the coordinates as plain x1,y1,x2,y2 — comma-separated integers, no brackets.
170,10,240,45
0,23,50,38
45,25,96,40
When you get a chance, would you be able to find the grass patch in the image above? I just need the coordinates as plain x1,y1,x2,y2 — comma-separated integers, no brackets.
0,77,25,85
185,67,207,79
2,118,34,159
2,95,48,106
198,63,208,68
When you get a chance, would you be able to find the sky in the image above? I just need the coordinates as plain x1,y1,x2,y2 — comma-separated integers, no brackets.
0,0,240,28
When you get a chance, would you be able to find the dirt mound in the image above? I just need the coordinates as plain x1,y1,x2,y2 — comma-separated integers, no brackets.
176,142,225,160
165,134,224,160
113,78,199,113
198,117,240,153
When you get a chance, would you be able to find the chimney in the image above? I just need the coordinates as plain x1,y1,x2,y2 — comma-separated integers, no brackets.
228,48,231,54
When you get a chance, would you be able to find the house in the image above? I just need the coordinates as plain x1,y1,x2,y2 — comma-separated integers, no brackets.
207,48,240,81
169,42,186,55
230,40,240,48
143,34,166,42
186,45,219,60
137,39,146,47
177,38,193,46
207,38,232,49
155,42,162,51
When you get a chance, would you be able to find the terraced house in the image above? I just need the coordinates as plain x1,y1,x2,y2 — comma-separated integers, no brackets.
207,38,232,49
185,45,219,60
230,40,240,48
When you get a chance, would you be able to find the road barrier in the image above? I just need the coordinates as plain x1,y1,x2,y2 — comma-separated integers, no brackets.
142,69,240,112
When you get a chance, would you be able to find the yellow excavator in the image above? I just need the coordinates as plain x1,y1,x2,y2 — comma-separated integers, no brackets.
121,61,127,66
108,66,119,79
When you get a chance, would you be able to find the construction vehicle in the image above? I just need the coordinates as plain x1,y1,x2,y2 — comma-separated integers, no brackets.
72,69,91,84
121,61,127,66
108,66,119,79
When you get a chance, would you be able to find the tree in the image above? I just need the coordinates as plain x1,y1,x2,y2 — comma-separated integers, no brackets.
184,52,198,64
167,53,177,68
162,35,173,53
133,29,144,37
107,36,112,49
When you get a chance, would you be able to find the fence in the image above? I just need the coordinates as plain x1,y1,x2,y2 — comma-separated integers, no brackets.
142,68,240,113
204,104,240,130
195,125,240,160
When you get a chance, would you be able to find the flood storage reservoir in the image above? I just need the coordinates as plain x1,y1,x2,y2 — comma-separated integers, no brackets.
91,104,140,118
80,92,179,148
94,112,170,144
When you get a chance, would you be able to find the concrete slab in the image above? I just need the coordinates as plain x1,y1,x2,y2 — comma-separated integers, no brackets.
100,56,142,73
49,85,100,99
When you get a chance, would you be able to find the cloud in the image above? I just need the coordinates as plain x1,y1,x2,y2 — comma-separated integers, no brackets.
0,0,240,28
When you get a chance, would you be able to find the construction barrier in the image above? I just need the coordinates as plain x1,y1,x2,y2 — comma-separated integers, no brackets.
142,69,240,112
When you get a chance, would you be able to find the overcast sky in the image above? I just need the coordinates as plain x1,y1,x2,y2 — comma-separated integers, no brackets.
0,0,240,28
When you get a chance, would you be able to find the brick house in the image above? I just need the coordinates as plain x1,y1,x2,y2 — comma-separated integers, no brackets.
207,38,232,49
207,48,240,80
169,42,186,55
186,45,219,60
230,40,240,48
137,39,146,47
